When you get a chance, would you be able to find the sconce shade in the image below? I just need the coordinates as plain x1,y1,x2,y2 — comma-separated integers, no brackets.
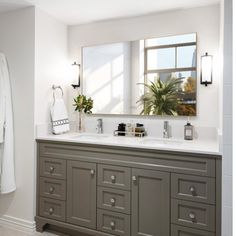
71,61,81,89
200,52,213,86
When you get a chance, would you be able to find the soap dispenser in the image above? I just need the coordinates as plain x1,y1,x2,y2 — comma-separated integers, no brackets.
184,121,193,140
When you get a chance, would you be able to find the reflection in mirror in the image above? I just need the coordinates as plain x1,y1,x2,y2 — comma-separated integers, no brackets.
82,33,197,116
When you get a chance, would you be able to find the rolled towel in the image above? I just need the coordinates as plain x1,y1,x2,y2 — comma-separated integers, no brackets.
50,98,70,134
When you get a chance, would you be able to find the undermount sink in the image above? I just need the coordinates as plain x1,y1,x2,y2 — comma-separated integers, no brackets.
140,138,183,146
72,133,110,140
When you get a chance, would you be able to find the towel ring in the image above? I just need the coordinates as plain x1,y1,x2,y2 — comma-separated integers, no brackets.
52,85,63,102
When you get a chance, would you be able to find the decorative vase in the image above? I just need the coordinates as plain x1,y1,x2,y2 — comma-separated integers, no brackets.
77,112,85,132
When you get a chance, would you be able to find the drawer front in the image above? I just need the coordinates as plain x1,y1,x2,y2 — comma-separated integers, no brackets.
40,177,66,200
97,209,130,236
97,187,130,214
39,197,65,222
171,199,215,232
40,157,66,180
171,225,215,236
98,164,131,190
171,173,215,204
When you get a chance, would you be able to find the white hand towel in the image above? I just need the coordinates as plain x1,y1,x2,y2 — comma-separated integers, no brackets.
51,98,70,134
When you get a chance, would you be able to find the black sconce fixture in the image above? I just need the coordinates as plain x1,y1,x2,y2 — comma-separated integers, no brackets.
71,61,80,89
200,52,213,86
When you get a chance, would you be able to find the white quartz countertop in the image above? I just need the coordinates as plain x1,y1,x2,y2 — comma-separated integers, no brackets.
36,132,221,156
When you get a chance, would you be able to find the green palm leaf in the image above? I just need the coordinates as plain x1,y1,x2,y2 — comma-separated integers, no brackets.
137,77,182,116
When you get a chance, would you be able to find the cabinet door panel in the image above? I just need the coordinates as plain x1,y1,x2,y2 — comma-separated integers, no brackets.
132,169,170,236
67,161,96,229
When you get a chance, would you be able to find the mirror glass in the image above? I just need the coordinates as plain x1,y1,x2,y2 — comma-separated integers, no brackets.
82,33,197,116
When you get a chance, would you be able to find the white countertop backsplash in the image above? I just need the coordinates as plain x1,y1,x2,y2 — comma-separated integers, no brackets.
36,116,221,156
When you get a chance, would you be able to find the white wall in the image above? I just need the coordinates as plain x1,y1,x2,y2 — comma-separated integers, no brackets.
35,8,69,125
68,4,221,129
0,7,70,231
0,7,36,227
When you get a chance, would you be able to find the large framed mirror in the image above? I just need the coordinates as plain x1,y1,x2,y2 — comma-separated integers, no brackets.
82,33,197,116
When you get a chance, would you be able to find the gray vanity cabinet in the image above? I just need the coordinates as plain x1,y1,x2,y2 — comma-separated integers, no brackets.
131,169,170,236
35,141,221,236
66,160,97,229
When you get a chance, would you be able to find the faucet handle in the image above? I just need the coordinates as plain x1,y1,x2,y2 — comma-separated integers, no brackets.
97,118,102,124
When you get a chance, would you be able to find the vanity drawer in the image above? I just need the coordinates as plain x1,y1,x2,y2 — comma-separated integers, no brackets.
97,187,130,214
40,177,66,200
171,199,215,232
97,209,130,236
171,173,215,204
39,197,65,222
40,157,66,180
171,225,215,236
98,164,131,190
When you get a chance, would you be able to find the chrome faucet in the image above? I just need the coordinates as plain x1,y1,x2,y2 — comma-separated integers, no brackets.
96,118,103,134
163,121,170,138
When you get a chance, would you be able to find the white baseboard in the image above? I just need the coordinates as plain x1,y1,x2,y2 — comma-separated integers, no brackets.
0,215,36,233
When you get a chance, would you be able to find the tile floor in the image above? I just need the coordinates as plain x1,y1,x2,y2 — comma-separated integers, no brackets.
0,226,59,236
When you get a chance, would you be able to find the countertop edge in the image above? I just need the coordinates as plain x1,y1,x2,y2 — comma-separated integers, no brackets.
36,138,222,158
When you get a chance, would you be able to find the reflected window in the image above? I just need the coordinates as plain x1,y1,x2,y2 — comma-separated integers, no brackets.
144,33,197,116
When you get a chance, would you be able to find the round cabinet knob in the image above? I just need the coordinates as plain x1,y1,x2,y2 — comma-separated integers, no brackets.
189,186,196,196
49,166,55,173
189,212,196,222
49,186,55,194
110,198,116,206
132,175,137,183
110,175,116,183
90,169,95,176
110,221,116,230
49,207,54,215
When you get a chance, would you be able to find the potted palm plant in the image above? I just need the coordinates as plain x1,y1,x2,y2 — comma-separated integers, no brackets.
73,95,93,132
137,77,182,116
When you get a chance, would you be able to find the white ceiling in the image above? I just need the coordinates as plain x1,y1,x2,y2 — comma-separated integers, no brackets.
0,0,220,25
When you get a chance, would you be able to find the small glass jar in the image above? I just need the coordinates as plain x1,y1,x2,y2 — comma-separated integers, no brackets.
184,122,193,140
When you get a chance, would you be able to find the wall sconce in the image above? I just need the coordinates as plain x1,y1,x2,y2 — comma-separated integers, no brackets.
71,61,80,89
200,52,213,86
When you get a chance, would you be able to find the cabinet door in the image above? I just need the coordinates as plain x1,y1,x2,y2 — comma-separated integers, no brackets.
67,161,96,229
132,169,170,236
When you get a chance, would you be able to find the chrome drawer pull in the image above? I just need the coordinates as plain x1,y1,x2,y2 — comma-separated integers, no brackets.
49,186,55,194
110,175,116,183
49,166,55,173
49,207,54,215
110,197,116,206
90,169,95,176
110,221,116,230
189,212,196,221
132,175,137,183
189,186,196,195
